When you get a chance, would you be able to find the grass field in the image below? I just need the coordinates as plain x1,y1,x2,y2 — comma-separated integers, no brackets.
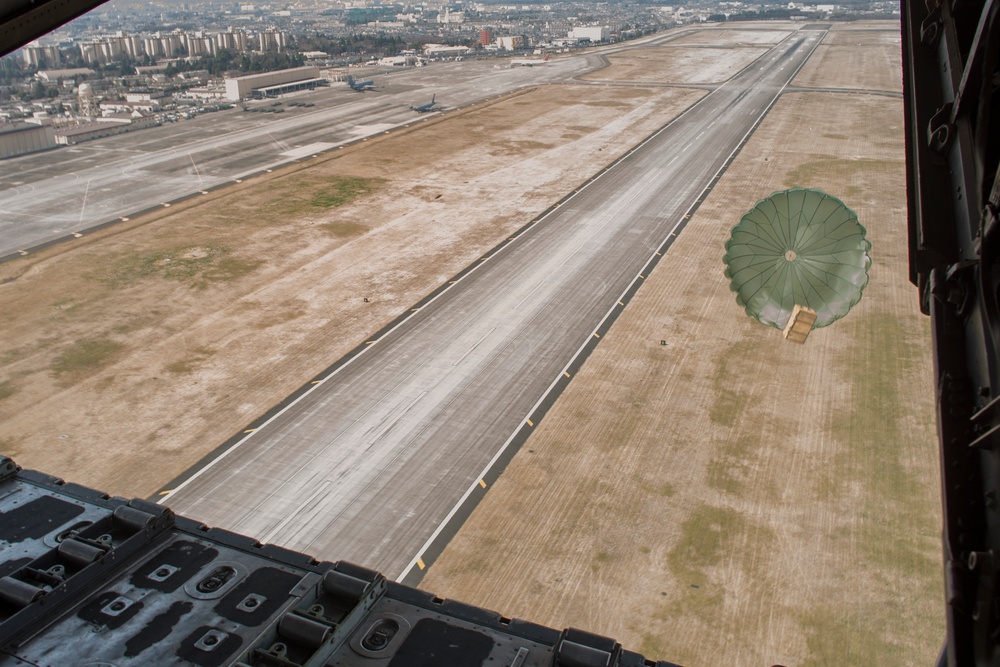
0,81,703,497
0,21,935,665
421,26,942,666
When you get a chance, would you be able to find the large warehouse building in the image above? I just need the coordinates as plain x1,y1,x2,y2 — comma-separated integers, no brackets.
0,123,56,159
569,26,610,42
224,66,326,100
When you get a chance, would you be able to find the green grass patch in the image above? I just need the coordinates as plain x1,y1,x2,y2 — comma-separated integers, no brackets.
0,381,15,401
310,177,377,209
1,346,30,365
830,311,939,565
94,375,116,392
93,246,262,290
783,157,899,192
708,388,749,428
704,340,781,497
506,140,554,152
112,310,165,335
51,338,125,386
664,502,775,626
640,633,669,660
226,176,384,222
319,221,368,238
705,449,750,495
165,361,194,374
831,313,917,501
667,503,743,583
165,347,215,374
797,607,897,666
708,340,759,428
591,550,614,572
198,257,263,286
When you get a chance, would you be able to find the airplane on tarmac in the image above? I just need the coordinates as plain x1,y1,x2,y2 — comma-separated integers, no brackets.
345,75,375,91
509,54,551,67
409,94,443,113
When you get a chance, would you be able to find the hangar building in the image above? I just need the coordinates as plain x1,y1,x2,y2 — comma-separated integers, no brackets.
569,26,610,42
0,123,56,159
224,66,326,101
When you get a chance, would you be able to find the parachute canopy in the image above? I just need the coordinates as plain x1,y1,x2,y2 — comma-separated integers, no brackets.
723,188,871,330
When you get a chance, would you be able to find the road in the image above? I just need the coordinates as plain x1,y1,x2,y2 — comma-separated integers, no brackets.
159,28,825,580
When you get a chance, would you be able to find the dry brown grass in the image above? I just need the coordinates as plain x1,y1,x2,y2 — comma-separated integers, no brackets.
421,87,941,666
669,28,794,46
582,46,771,84
793,29,902,92
0,83,705,498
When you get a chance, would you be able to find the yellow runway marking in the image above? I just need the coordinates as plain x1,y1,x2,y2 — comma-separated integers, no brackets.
480,257,488,261
639,275,645,279
593,333,600,339
244,429,256,434
564,371,571,378
311,380,322,384
448,281,457,284
365,341,376,345
479,479,487,489
656,252,662,256
526,418,534,427
411,308,420,312
158,490,172,496
618,301,625,306
417,558,426,570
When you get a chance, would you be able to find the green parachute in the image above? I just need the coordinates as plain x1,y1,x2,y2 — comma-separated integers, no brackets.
723,188,871,332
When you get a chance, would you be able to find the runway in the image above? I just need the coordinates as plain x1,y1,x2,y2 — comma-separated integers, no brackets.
2,27,725,260
159,28,825,580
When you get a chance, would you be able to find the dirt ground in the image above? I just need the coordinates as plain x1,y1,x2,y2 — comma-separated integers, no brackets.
422,23,942,667
0,21,939,665
669,28,794,46
580,26,797,85
582,45,771,85
793,27,902,92
0,83,705,498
